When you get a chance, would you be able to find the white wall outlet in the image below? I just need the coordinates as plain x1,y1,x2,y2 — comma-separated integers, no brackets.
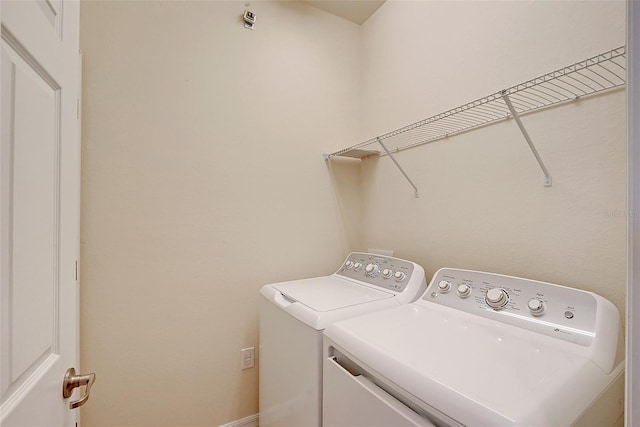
241,347,255,370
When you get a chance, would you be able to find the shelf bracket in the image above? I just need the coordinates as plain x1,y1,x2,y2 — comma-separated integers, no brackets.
377,137,419,198
501,91,552,187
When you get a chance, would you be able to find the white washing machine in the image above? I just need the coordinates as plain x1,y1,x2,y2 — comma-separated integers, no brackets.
323,268,625,426
259,252,426,427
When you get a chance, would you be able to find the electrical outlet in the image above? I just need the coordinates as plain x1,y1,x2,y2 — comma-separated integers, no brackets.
241,347,255,370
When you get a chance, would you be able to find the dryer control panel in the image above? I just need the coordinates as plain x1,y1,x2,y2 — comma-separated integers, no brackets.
422,268,611,347
336,252,416,293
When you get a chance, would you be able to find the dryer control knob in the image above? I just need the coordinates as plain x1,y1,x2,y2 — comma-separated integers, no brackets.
353,262,363,271
527,298,545,315
382,268,393,279
394,271,406,282
486,288,509,309
437,280,451,293
365,263,380,277
457,284,471,298
345,260,354,269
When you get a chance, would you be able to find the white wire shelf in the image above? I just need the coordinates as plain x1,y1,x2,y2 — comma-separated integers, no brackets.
324,46,626,161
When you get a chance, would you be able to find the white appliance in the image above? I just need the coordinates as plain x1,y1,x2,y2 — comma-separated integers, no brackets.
323,268,624,426
259,252,426,427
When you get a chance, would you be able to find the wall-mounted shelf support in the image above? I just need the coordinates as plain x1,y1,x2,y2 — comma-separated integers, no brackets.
376,137,419,198
501,92,553,187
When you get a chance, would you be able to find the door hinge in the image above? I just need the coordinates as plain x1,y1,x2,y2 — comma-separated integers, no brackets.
75,260,78,281
76,99,80,119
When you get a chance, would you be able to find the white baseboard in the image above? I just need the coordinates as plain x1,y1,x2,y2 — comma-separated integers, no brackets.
219,413,259,427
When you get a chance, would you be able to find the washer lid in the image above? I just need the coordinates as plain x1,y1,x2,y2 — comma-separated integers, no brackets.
273,276,393,312
325,303,616,426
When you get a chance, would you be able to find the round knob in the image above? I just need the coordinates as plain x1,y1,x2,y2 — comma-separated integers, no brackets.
394,271,406,282
485,288,509,309
382,268,393,279
527,299,544,315
437,280,451,293
365,263,380,277
353,262,363,271
345,260,354,269
457,284,471,298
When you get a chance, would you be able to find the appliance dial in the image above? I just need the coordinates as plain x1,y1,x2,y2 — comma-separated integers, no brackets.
437,280,451,293
353,262,363,271
365,263,380,277
345,260,354,269
527,298,545,315
382,268,393,279
394,271,406,282
457,283,471,298
485,288,509,309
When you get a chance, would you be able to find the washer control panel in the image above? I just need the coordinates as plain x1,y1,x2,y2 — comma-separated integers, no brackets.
423,268,599,346
337,252,415,293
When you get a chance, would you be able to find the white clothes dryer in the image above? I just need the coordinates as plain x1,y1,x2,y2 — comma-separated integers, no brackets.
323,268,624,427
259,252,426,427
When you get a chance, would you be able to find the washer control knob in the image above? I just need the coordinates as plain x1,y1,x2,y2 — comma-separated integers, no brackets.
382,268,393,279
345,260,354,269
365,263,380,277
353,262,363,271
527,299,545,315
437,280,451,293
457,284,471,298
486,288,509,309
394,271,406,282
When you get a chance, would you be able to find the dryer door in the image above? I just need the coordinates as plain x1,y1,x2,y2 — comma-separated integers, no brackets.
323,356,434,427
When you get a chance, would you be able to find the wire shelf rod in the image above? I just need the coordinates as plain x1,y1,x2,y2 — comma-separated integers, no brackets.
460,107,499,121
591,64,620,85
400,116,507,151
514,97,544,110
441,114,484,128
563,73,598,92
535,83,570,101
509,93,540,109
537,80,569,96
545,80,579,98
527,87,557,104
550,76,586,95
476,103,507,115
608,57,626,71
575,69,607,90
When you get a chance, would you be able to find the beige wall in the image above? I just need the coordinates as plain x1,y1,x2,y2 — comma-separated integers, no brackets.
359,1,627,325
81,1,628,426
79,1,360,426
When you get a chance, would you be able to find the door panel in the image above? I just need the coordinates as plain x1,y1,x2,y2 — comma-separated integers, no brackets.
6,40,60,388
37,0,62,33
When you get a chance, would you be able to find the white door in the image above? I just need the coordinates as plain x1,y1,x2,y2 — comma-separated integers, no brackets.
0,0,84,426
